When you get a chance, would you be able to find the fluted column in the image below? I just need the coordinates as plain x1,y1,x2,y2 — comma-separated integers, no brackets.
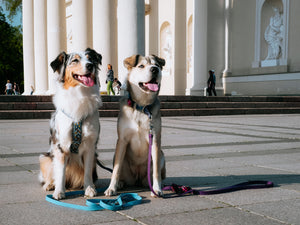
223,0,232,77
147,0,158,55
189,0,207,96
22,0,35,95
117,0,145,88
174,0,186,95
72,0,93,52
93,0,117,91
33,0,48,95
47,0,66,94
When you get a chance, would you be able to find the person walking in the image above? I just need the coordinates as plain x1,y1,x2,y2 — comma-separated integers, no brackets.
106,64,115,95
5,80,13,95
207,70,217,96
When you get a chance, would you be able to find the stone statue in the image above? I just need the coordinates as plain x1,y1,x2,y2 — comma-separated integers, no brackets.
264,7,284,60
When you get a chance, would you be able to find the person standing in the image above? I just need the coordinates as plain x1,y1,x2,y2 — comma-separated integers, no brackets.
207,70,217,96
113,78,122,95
5,80,13,95
13,82,20,95
106,64,115,95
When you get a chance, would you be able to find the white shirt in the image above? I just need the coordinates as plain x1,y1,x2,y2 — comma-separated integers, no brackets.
6,83,12,90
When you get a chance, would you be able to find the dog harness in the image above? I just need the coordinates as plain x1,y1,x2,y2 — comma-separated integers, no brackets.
70,121,83,154
60,110,83,154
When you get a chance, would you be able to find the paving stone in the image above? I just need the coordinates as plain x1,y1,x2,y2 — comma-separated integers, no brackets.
0,201,127,225
1,115,300,225
243,199,300,225
138,207,284,225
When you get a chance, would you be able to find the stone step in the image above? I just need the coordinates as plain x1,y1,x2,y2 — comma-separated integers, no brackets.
1,95,300,103
1,101,300,111
160,107,300,116
1,95,300,119
1,107,300,119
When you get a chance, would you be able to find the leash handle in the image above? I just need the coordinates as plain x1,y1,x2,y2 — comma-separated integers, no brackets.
46,188,142,211
163,181,274,196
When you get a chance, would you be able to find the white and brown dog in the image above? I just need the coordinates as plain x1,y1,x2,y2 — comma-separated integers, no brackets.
105,54,166,197
39,48,102,200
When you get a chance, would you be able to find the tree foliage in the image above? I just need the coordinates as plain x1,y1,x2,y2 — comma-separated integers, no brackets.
0,7,23,94
1,0,22,23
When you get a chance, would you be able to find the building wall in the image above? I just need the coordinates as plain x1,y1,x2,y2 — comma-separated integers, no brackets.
289,0,300,72
23,0,300,96
230,0,256,76
223,0,300,95
207,0,225,88
158,0,175,95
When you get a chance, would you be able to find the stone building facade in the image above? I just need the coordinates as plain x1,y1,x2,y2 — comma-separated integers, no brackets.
22,0,300,96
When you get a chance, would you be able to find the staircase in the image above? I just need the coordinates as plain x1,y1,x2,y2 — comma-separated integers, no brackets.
0,95,300,119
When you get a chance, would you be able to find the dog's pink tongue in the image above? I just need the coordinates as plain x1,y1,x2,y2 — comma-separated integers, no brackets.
144,83,159,92
78,75,95,87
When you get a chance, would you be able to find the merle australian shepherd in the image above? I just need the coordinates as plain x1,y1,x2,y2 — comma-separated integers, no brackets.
39,48,102,200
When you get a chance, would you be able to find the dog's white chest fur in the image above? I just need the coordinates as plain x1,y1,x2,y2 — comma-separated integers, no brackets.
129,115,150,159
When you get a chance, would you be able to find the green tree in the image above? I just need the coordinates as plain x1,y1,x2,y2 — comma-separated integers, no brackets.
0,7,23,94
1,0,22,24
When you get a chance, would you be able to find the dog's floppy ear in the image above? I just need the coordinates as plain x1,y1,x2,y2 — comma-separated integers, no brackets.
50,52,68,74
85,48,102,66
124,55,140,70
151,55,165,68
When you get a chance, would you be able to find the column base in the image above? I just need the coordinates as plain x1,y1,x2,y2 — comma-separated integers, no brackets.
22,91,33,96
45,89,55,95
186,87,205,96
32,90,48,95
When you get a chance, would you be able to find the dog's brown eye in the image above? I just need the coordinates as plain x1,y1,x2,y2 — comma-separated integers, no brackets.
138,65,144,68
72,59,79,64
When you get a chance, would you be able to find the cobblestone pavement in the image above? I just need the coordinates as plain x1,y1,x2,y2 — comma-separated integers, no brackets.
1,115,300,225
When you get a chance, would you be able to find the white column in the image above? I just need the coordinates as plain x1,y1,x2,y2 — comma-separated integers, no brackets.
47,0,66,95
117,0,145,88
72,0,92,52
33,0,48,95
93,0,116,92
147,0,158,55
22,0,35,95
223,0,230,75
174,0,186,95
189,0,207,96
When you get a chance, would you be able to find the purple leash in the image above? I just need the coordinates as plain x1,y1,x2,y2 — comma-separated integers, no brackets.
147,127,274,197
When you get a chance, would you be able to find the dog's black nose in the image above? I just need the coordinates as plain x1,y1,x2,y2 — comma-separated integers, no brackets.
150,66,159,74
86,63,93,71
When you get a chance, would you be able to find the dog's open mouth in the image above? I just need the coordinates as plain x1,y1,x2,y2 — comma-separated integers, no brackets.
73,73,95,87
139,78,159,92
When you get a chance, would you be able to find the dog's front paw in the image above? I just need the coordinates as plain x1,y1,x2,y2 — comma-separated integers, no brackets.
43,182,54,191
85,185,97,198
151,188,163,197
151,182,163,197
104,187,117,196
53,190,65,200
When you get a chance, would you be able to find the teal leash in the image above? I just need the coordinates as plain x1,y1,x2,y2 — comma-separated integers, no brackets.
46,188,142,211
